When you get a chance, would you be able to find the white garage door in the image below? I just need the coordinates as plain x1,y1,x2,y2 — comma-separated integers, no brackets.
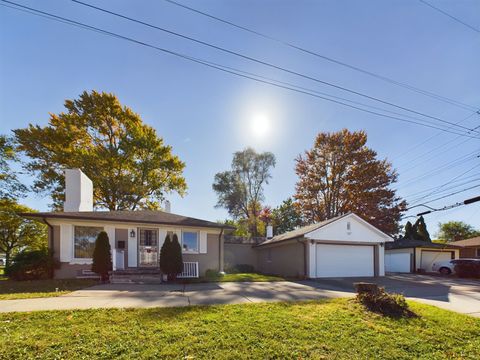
315,244,374,278
385,253,411,273
420,251,452,272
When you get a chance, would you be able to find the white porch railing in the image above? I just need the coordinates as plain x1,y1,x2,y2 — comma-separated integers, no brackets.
178,261,199,278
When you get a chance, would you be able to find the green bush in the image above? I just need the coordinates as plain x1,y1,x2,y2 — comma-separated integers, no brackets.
7,249,59,281
226,264,255,274
355,283,415,318
159,233,183,281
91,231,112,282
205,269,223,279
454,260,480,278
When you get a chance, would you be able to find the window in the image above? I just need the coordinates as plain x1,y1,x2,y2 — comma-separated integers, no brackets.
182,231,199,253
117,240,126,249
139,229,157,246
74,226,103,258
476,248,480,257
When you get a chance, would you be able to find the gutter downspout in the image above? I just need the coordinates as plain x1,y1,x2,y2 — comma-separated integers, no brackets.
218,228,225,274
297,238,308,279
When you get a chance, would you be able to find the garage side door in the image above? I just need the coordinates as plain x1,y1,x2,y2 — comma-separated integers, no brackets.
420,251,452,272
385,253,411,273
315,244,374,278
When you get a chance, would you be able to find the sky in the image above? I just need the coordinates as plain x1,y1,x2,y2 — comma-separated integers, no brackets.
1,0,479,237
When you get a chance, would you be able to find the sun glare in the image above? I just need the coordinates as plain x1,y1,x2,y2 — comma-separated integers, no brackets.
251,113,270,138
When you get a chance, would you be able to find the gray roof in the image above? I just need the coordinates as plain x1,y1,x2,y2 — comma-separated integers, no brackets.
386,239,461,250
451,236,480,247
256,213,351,247
21,210,234,230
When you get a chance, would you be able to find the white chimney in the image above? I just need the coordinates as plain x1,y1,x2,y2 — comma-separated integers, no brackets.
266,225,273,239
164,200,171,213
64,169,93,212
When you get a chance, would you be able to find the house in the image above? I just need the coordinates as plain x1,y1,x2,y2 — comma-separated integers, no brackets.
452,236,480,258
254,213,392,278
22,169,233,279
385,238,460,273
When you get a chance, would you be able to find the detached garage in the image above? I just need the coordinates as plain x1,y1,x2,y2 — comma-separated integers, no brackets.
385,239,460,273
255,213,392,278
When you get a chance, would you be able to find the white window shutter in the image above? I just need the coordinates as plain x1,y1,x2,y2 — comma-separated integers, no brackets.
60,224,73,262
199,231,208,253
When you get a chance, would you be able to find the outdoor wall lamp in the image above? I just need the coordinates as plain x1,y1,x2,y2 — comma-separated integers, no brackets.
130,229,136,238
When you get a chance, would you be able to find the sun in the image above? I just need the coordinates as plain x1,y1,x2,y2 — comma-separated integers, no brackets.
250,113,270,138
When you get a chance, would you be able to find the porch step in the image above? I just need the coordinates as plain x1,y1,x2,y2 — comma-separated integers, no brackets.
111,268,164,284
113,268,162,276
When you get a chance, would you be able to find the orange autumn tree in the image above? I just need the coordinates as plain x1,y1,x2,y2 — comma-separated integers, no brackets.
294,129,406,235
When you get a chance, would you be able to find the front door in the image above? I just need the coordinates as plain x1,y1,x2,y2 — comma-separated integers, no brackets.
138,228,158,267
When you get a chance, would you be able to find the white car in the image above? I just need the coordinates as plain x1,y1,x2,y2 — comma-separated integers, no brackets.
432,259,480,275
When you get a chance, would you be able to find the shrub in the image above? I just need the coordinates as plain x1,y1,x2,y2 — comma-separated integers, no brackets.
355,282,415,318
7,249,59,280
205,269,223,279
159,233,183,281
91,231,112,282
226,264,255,274
454,260,480,278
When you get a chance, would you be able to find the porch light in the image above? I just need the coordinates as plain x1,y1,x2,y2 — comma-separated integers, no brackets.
130,229,136,238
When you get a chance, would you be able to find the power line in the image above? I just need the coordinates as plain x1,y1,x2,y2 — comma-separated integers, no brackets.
2,1,479,138
69,0,480,135
162,0,477,111
415,193,480,216
419,0,480,34
406,173,480,200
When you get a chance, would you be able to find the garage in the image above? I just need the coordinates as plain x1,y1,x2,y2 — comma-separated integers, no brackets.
420,251,453,272
315,244,374,277
385,253,411,273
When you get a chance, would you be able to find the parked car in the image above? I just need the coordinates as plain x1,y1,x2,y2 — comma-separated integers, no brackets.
432,259,480,275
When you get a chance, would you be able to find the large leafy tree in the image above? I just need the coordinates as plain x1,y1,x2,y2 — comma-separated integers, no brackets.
271,198,303,235
0,135,26,199
437,221,480,242
14,91,187,210
212,148,276,236
294,129,405,234
0,199,47,269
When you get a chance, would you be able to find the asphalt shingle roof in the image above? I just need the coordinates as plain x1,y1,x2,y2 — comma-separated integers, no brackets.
21,210,234,230
451,236,480,247
385,239,461,250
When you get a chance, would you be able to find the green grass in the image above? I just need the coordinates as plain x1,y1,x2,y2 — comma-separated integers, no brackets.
0,299,479,359
0,279,97,300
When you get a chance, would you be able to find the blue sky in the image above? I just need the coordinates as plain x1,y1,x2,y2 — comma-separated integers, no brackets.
1,0,479,236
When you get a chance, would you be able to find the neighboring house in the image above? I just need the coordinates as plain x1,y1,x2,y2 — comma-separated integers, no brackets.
385,238,460,273
22,169,233,279
254,213,392,278
452,236,480,258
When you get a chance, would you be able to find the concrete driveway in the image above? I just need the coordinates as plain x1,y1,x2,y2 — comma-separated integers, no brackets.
0,275,478,316
309,274,480,317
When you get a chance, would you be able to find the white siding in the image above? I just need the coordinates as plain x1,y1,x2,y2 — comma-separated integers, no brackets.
199,231,208,253
127,227,137,267
60,224,73,262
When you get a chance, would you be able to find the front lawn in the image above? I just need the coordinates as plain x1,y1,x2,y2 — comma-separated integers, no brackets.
0,299,479,359
0,279,97,300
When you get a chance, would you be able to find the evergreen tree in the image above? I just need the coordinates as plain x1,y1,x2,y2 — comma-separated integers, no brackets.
159,234,172,275
404,221,414,240
91,231,112,282
415,216,431,242
170,234,183,280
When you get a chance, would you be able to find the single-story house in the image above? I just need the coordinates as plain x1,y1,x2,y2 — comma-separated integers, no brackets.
385,239,461,273
452,236,480,258
22,169,233,279
254,213,392,278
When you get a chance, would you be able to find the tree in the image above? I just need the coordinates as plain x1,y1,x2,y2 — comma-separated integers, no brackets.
0,135,26,199
437,221,480,242
0,199,47,270
413,216,430,242
404,221,414,240
294,129,405,234
91,231,112,282
271,198,303,235
159,233,183,281
212,148,276,236
14,90,187,210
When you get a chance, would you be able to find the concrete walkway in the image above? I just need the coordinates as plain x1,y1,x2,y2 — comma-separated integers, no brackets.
0,281,351,313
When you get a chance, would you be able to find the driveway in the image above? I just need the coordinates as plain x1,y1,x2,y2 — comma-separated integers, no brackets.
309,274,480,317
0,275,478,316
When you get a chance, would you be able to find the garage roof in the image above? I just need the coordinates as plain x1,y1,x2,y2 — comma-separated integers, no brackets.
451,236,480,247
386,239,461,250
